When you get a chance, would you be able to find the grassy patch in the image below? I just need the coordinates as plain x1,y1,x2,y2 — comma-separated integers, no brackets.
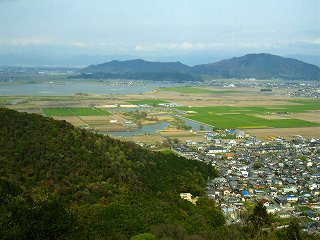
43,108,110,116
296,206,312,211
161,87,238,94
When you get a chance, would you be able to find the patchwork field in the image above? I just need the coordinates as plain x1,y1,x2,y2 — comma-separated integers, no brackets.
2,84,319,140
177,101,320,129
161,86,238,94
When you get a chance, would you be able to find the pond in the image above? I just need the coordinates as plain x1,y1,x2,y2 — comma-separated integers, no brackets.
104,121,170,137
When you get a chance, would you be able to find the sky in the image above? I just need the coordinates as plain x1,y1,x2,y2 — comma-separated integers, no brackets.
0,0,319,64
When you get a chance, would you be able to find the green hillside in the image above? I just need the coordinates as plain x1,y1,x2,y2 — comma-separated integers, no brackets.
0,108,223,239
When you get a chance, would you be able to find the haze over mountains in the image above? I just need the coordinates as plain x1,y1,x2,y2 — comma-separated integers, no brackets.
0,52,319,68
78,53,320,81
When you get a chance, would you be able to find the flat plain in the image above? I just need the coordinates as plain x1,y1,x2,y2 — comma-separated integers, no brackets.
2,84,320,141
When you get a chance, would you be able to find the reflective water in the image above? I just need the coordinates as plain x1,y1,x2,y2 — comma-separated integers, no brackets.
0,81,182,95
105,121,170,137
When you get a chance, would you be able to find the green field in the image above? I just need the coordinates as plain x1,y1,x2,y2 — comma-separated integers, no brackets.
127,99,168,105
296,206,312,211
177,101,320,129
161,87,238,94
43,108,111,116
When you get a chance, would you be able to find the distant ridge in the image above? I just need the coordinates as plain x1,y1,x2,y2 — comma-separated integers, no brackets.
81,59,190,74
192,53,320,80
77,53,320,81
77,59,199,82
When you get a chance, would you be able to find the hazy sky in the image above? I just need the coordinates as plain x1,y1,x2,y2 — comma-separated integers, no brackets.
0,0,319,59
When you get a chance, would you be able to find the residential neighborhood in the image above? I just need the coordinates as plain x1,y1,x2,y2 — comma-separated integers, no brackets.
173,130,320,235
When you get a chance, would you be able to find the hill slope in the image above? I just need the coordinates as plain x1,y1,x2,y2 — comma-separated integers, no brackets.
192,53,320,80
0,108,223,239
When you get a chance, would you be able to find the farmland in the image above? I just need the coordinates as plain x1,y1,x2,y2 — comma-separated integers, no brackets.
161,86,238,94
43,108,110,116
126,99,168,105
1,80,320,140
177,101,320,129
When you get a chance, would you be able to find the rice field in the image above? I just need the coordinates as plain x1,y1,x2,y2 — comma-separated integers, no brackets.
177,101,320,129
43,108,111,116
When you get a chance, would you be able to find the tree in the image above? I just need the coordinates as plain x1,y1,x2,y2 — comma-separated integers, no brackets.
249,202,271,228
286,219,301,240
0,194,76,240
130,233,157,240
253,161,264,169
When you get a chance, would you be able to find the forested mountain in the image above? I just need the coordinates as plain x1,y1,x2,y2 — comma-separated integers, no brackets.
0,108,224,239
75,59,200,82
75,54,320,81
192,53,320,80
81,59,190,74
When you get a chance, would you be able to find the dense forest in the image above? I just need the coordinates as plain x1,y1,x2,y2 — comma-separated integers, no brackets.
0,108,224,239
0,108,317,240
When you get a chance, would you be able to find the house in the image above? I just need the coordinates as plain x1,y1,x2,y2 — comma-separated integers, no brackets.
223,188,231,196
241,190,251,199
206,146,228,155
274,196,287,206
278,211,291,218
282,187,297,194
258,198,270,207
286,195,298,203
304,210,320,221
180,193,192,201
266,206,280,214
254,190,265,195
235,130,245,139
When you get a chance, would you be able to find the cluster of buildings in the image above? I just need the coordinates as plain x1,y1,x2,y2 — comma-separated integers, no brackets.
207,79,320,91
174,132,320,234
286,88,320,98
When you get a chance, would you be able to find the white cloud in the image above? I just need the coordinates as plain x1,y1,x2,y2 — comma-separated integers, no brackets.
69,42,85,47
304,38,320,45
133,42,275,52
0,38,87,48
134,42,214,52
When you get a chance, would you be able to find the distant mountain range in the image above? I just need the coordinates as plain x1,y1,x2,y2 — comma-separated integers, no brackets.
76,53,320,81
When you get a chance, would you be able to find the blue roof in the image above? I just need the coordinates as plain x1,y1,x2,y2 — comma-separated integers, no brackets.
242,191,250,196
287,195,297,198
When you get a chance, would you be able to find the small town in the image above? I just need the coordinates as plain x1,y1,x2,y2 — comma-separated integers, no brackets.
172,129,320,235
